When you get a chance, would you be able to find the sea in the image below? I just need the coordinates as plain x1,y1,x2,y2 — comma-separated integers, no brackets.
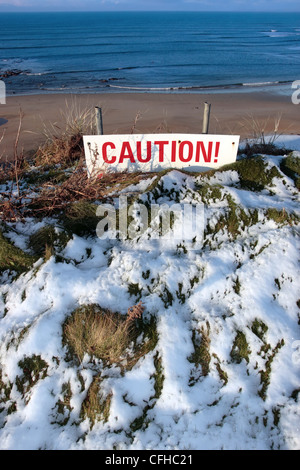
0,11,300,96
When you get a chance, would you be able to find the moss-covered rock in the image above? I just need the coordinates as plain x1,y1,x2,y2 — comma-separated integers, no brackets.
0,229,36,275
205,194,259,241
60,200,99,237
196,183,223,204
222,156,282,191
29,225,70,259
265,208,299,226
280,154,300,189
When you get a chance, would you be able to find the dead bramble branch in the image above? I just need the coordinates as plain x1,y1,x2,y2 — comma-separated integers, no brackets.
127,301,144,323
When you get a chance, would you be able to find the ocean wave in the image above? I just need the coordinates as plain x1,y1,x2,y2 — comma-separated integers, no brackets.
38,85,101,91
242,80,292,88
24,72,49,76
109,81,293,92
262,31,300,38
109,85,180,91
243,81,278,86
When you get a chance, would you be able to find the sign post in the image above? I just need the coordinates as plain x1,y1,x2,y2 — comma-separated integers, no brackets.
202,102,211,134
95,107,103,135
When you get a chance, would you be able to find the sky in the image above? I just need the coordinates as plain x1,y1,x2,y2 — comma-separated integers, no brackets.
0,0,300,12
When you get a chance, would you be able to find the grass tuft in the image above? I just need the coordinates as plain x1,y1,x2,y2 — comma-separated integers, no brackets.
29,224,69,258
189,322,211,383
80,376,112,428
251,319,268,342
63,304,135,366
230,330,251,364
258,339,285,401
35,101,94,168
16,355,48,401
62,304,158,371
0,368,13,414
61,200,99,237
265,208,299,226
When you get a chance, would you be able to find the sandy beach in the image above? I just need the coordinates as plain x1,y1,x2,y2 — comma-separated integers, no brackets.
0,90,299,162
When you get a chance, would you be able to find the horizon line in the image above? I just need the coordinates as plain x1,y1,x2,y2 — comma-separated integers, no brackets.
1,9,300,13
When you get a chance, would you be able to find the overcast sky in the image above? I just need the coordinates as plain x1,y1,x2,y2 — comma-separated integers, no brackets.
0,0,299,12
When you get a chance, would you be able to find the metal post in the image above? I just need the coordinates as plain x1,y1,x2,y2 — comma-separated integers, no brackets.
202,102,211,134
95,106,103,135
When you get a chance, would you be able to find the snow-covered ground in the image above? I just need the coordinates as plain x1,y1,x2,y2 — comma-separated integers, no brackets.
0,137,299,450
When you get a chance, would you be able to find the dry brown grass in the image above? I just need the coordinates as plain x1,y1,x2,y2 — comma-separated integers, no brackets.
62,303,158,375
240,113,292,156
80,376,112,427
189,321,211,382
0,163,156,222
0,104,157,223
27,164,100,216
35,100,94,168
63,304,138,366
35,133,84,168
63,304,157,428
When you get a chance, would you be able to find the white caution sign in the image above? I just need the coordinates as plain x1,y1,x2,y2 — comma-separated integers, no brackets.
83,134,240,175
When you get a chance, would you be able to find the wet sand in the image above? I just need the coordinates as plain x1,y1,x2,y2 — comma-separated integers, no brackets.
0,90,299,162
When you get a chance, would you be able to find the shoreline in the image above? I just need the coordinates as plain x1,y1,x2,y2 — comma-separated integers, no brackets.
0,90,299,162
4,79,294,97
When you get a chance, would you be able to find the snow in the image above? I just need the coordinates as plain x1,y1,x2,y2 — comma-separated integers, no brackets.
0,139,300,450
